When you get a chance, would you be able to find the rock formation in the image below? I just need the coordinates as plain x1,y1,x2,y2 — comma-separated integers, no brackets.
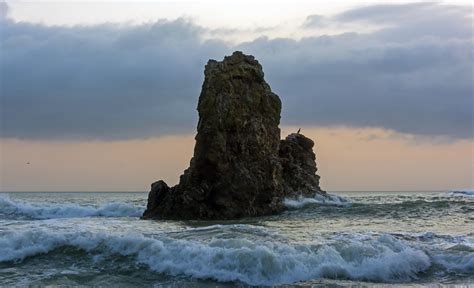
279,133,322,197
143,51,325,220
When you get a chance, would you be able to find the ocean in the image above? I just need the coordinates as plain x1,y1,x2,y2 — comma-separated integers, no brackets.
0,190,472,287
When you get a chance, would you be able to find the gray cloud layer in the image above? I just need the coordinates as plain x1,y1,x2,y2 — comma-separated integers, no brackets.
1,3,472,140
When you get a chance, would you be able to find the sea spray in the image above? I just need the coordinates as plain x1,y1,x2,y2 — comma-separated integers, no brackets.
283,193,351,209
449,189,474,197
0,194,144,219
0,229,436,285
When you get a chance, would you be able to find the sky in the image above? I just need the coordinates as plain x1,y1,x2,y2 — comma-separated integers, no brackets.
0,0,473,191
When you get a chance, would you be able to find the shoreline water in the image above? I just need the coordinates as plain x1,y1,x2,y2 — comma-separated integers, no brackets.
0,190,472,286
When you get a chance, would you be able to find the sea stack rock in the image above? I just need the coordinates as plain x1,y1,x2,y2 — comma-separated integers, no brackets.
279,133,322,197
143,51,324,220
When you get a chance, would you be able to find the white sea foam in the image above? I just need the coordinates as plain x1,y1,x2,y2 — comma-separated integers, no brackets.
284,193,351,209
433,252,474,273
0,195,144,219
449,189,474,197
0,230,450,285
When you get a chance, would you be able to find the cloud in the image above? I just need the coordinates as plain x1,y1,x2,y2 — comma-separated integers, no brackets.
1,3,472,140
335,2,469,24
303,15,327,28
0,2,8,21
1,18,229,139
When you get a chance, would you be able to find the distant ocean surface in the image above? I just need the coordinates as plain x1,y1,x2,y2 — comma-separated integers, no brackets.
0,190,472,287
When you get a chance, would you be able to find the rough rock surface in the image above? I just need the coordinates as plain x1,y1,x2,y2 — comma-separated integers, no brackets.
143,51,324,220
279,133,323,197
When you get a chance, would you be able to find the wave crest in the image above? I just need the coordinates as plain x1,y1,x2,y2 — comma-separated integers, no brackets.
449,189,474,197
0,230,446,285
0,195,144,219
283,193,351,209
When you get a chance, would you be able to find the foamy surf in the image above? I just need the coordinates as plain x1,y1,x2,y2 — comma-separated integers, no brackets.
0,195,144,219
1,229,460,285
449,189,474,197
0,191,472,286
283,193,351,209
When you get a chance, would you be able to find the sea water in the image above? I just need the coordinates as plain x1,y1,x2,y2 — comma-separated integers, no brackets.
0,191,472,286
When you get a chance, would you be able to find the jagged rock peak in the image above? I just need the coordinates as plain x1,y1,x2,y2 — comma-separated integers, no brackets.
143,51,324,220
206,51,262,72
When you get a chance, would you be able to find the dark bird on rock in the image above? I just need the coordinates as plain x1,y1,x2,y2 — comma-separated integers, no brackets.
297,128,301,134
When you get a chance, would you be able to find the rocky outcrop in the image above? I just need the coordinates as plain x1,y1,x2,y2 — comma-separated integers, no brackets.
279,133,323,197
143,51,324,220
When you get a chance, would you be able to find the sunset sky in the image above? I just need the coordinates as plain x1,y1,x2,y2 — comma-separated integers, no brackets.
1,1,472,191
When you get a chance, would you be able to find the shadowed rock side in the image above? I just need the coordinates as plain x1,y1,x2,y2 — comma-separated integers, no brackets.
280,133,322,197
143,51,324,220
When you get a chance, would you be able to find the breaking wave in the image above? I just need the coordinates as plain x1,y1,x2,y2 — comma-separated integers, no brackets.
283,193,351,209
0,230,452,285
449,189,474,197
0,195,144,219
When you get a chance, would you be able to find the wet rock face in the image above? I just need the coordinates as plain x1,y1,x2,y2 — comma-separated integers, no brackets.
144,180,170,218
143,51,324,220
279,133,324,197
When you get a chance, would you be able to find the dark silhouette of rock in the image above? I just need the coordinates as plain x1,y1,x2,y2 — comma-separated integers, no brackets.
143,51,324,220
279,133,323,197
145,180,170,217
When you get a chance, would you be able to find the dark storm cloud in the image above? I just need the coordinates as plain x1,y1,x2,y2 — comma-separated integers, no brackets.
1,18,229,139
1,3,472,140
